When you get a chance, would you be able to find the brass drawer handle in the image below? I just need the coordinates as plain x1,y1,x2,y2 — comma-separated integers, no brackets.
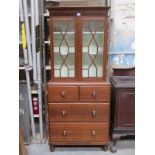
92,91,96,97
61,110,66,116
63,131,67,136
61,91,66,97
91,110,96,117
92,130,96,136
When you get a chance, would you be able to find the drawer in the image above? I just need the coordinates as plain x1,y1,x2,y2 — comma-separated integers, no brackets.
80,86,110,102
49,122,109,142
49,103,109,122
47,86,79,102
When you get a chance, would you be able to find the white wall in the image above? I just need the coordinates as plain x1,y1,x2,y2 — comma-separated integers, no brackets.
108,0,135,67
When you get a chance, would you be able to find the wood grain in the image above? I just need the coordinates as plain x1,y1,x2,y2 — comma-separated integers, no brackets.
49,103,109,122
80,86,110,102
48,86,79,102
49,122,109,142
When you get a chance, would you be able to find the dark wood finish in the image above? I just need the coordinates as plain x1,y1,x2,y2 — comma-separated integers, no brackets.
117,90,135,128
112,66,135,76
110,76,135,152
49,122,109,142
47,6,110,17
49,103,109,122
47,6,110,150
47,86,79,102
80,86,110,102
50,145,55,152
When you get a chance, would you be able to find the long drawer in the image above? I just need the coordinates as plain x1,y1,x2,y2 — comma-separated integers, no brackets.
80,86,110,102
49,103,109,122
47,86,79,102
49,122,109,142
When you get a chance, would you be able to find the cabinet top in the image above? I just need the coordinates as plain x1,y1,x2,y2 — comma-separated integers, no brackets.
110,76,135,88
46,2,110,16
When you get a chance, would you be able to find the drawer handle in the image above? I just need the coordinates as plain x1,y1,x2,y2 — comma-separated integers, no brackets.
92,130,96,136
61,110,66,116
63,131,67,136
61,91,66,97
92,91,96,97
91,110,96,117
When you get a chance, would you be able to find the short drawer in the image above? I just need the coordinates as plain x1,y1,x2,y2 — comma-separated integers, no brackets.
49,122,109,142
49,103,109,122
47,86,79,102
80,86,110,102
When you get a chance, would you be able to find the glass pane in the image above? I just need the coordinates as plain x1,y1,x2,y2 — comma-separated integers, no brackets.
69,70,75,77
66,53,74,69
54,53,63,69
89,64,96,77
53,20,75,78
60,40,68,55
97,68,103,77
54,70,60,77
82,53,91,69
82,20,104,78
82,70,88,77
94,54,103,68
61,65,68,77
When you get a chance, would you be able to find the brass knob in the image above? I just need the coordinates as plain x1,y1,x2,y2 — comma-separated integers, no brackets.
63,131,67,136
92,91,96,97
61,91,65,97
61,110,66,116
92,130,96,136
91,110,96,117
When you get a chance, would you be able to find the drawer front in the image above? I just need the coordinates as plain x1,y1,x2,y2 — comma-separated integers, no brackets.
80,86,110,102
49,122,109,142
49,103,109,122
47,86,79,102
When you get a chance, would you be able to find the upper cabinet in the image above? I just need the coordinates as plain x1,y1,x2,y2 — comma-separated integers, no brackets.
47,6,110,81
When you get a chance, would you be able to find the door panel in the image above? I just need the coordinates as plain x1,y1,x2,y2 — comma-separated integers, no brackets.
82,19,104,78
51,18,76,78
117,89,135,128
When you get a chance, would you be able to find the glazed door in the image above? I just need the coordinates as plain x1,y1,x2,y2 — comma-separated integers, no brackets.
50,17,108,81
80,17,108,81
50,17,77,80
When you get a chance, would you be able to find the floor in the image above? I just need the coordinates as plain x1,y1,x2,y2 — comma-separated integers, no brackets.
26,140,135,155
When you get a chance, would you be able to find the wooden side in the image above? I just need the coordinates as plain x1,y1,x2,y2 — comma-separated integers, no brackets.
103,17,108,81
50,16,54,79
49,103,109,122
49,122,109,142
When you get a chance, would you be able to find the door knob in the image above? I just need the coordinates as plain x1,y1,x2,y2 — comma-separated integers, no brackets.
63,131,67,136
61,91,66,97
91,110,96,117
92,91,96,97
92,130,96,136
61,110,66,116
